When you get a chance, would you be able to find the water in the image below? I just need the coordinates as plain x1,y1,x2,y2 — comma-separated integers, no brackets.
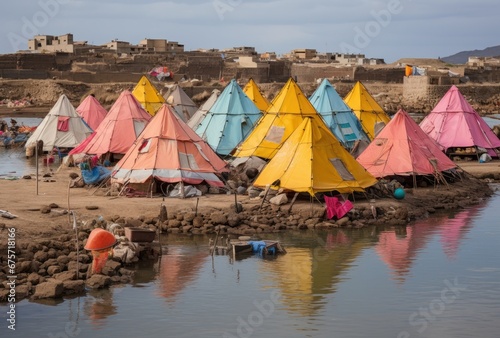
0,117,61,176
1,118,500,337
1,195,499,337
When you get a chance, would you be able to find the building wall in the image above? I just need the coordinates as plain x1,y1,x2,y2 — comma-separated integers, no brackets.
403,76,430,102
291,64,354,82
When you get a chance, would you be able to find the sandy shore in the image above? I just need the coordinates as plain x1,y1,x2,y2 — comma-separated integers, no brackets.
0,162,497,242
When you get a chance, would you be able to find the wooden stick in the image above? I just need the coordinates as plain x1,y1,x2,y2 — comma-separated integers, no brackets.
195,197,199,216
259,184,271,212
287,192,299,214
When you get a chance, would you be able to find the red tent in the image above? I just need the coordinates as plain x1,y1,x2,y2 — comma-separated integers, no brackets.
78,90,151,158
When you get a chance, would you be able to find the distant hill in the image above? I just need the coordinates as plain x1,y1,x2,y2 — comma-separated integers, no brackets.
441,45,500,64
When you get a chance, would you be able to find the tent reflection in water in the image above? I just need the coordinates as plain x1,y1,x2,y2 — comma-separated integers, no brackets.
111,104,229,197
262,231,370,317
375,206,478,283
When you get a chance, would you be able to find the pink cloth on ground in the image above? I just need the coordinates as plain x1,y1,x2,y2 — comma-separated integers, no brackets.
324,196,353,219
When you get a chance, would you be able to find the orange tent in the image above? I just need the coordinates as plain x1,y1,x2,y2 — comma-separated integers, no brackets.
112,104,228,188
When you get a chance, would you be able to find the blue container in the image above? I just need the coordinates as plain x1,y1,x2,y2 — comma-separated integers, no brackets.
394,188,405,200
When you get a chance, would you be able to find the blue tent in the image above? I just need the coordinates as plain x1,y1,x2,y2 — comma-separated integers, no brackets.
195,80,262,156
309,79,370,149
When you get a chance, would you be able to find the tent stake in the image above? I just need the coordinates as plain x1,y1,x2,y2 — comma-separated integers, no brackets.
287,192,299,214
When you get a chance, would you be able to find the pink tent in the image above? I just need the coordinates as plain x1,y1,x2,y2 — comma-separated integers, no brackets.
112,104,229,188
419,85,500,157
76,95,107,131
78,90,151,158
357,109,457,178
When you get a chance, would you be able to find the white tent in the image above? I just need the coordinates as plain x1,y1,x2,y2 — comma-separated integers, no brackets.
25,94,93,152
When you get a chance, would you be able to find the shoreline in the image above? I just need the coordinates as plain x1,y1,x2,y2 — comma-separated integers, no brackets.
0,164,497,303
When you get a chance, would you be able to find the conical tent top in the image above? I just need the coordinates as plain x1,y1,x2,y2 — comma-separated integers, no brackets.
84,228,116,251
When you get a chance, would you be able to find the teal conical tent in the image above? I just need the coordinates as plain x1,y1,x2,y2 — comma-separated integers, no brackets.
309,79,369,149
195,79,262,156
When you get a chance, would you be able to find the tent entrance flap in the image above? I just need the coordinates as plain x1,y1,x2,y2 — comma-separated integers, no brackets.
265,126,285,144
329,158,355,181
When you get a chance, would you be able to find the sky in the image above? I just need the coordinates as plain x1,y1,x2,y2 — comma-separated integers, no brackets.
0,0,499,63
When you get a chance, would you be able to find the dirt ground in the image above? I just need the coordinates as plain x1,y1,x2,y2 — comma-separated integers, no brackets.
0,161,498,245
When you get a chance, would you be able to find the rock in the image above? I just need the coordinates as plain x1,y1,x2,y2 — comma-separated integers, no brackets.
69,172,79,179
175,213,184,221
63,280,85,295
237,186,247,195
210,213,228,225
124,217,143,228
18,261,32,273
192,216,204,228
184,212,196,222
270,194,288,206
86,274,111,289
245,168,259,180
182,225,193,233
23,175,32,179
104,260,122,272
41,206,52,214
226,180,238,190
47,266,61,276
53,270,76,281
247,186,262,198
27,273,42,285
49,203,59,208
15,284,30,300
85,205,99,210
168,220,181,228
208,187,220,194
56,255,71,265
230,203,243,213
336,217,350,227
32,280,64,299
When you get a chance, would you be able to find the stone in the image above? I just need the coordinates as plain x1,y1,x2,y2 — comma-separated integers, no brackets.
104,260,122,272
56,255,71,265
247,186,262,198
85,205,99,210
63,280,85,295
34,251,48,262
53,270,76,281
41,206,52,214
336,217,350,227
49,203,59,208
237,186,247,195
18,261,32,273
32,280,64,299
27,273,42,285
269,193,288,206
47,266,61,276
175,213,184,221
210,213,228,225
15,284,30,300
192,216,204,228
182,225,193,233
124,217,143,228
184,212,196,223
168,220,182,228
86,274,111,289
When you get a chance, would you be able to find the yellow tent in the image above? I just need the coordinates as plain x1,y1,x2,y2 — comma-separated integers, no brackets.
132,76,165,116
343,81,390,140
253,117,377,195
243,78,270,112
233,77,326,160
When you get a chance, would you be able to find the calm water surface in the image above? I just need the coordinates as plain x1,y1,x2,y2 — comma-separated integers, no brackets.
0,117,499,338
0,194,499,337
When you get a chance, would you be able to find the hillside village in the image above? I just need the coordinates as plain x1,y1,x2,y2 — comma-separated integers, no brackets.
1,33,500,115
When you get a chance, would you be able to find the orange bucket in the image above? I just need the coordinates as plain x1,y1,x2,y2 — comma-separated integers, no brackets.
85,228,116,251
